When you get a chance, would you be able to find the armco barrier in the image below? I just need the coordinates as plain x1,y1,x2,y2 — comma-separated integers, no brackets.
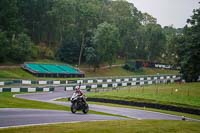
0,87,54,93
0,74,181,86
87,98,200,115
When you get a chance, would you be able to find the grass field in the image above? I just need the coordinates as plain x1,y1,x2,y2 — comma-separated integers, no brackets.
0,92,69,110
0,68,36,79
55,99,200,120
83,67,179,77
0,66,179,80
87,101,200,120
0,67,79,80
0,120,199,133
0,58,179,79
87,83,200,109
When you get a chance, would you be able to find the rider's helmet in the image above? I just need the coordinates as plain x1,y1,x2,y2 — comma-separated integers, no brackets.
75,86,80,91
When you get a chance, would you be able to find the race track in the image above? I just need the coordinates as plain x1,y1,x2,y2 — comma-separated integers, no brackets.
0,108,125,128
0,87,197,128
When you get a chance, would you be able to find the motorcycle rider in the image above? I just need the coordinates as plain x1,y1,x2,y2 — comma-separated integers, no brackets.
75,83,83,95
74,83,86,102
70,83,89,114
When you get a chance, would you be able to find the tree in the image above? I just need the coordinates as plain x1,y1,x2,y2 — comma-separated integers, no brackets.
76,0,102,66
0,0,176,65
163,26,181,64
177,4,200,82
84,47,98,71
48,0,75,44
18,0,54,44
93,22,120,67
56,37,80,64
0,31,9,62
106,0,141,59
10,33,34,62
143,24,166,61
0,0,22,36
141,12,157,25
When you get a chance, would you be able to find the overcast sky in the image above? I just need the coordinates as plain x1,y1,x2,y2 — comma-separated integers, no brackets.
127,0,199,28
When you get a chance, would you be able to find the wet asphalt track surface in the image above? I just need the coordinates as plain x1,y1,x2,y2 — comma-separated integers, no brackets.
0,108,125,128
0,87,198,128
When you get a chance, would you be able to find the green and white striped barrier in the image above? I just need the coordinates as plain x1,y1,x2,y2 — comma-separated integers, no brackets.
0,74,181,87
65,75,181,91
0,82,4,86
0,87,54,93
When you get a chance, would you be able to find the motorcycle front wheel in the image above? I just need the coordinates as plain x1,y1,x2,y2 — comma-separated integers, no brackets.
82,103,89,114
71,103,77,113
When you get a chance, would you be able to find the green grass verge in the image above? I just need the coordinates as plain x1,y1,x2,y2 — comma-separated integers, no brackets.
0,59,77,80
0,65,178,80
88,101,200,120
87,83,200,109
0,120,199,133
83,67,179,77
0,92,69,110
0,67,79,80
56,98,200,120
0,68,36,79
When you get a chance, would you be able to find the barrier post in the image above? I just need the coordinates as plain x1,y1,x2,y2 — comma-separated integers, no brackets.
187,88,189,96
171,88,173,95
142,86,144,93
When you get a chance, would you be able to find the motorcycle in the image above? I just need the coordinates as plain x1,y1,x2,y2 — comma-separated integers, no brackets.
70,92,89,114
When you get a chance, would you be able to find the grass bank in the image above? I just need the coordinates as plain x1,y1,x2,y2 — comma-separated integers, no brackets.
0,68,36,79
87,83,200,109
0,66,179,80
0,120,199,133
0,92,69,110
83,67,179,77
56,99,200,120
0,67,78,80
87,101,200,120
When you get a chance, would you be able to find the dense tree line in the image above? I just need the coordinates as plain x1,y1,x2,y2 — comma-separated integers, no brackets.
1,0,199,81
0,0,178,64
176,4,200,82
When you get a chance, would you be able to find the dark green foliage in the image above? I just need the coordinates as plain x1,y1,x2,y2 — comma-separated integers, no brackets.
143,24,166,61
177,4,200,82
10,33,34,62
0,32,34,63
123,61,142,71
0,0,197,71
93,22,120,67
0,0,34,63
84,47,98,70
17,0,55,44
0,31,9,62
0,0,22,35
56,38,80,64
162,26,180,64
